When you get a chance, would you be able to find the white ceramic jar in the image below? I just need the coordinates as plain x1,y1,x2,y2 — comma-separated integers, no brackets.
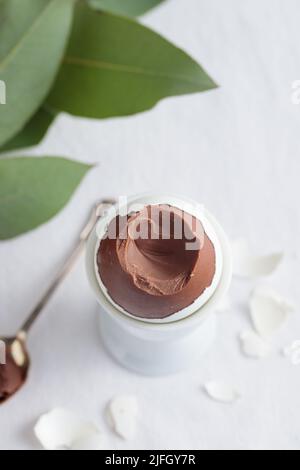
86,194,232,376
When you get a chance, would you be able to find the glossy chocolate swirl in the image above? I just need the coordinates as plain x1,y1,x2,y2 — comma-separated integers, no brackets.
97,205,216,319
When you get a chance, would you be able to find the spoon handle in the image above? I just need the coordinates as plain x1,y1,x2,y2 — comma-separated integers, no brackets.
18,200,115,337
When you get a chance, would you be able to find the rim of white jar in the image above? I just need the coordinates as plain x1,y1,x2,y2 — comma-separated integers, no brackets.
86,193,232,332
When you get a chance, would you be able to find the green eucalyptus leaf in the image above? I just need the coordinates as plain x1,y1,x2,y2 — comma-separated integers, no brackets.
0,156,91,239
88,0,166,17
0,107,55,153
0,0,75,147
47,4,217,119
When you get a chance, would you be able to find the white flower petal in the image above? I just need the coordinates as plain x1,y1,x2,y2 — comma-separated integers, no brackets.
10,339,26,367
34,408,100,451
283,341,300,365
107,395,138,440
204,381,241,404
232,239,283,278
240,330,271,358
250,287,294,337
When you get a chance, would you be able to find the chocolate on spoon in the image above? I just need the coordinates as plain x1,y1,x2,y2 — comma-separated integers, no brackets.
0,335,29,404
0,200,115,404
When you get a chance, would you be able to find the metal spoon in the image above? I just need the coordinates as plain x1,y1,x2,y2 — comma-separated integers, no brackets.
0,200,115,404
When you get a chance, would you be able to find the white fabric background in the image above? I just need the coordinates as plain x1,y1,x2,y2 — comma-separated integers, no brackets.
0,0,299,450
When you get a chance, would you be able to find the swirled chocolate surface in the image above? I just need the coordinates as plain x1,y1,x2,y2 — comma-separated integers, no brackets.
97,205,216,319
